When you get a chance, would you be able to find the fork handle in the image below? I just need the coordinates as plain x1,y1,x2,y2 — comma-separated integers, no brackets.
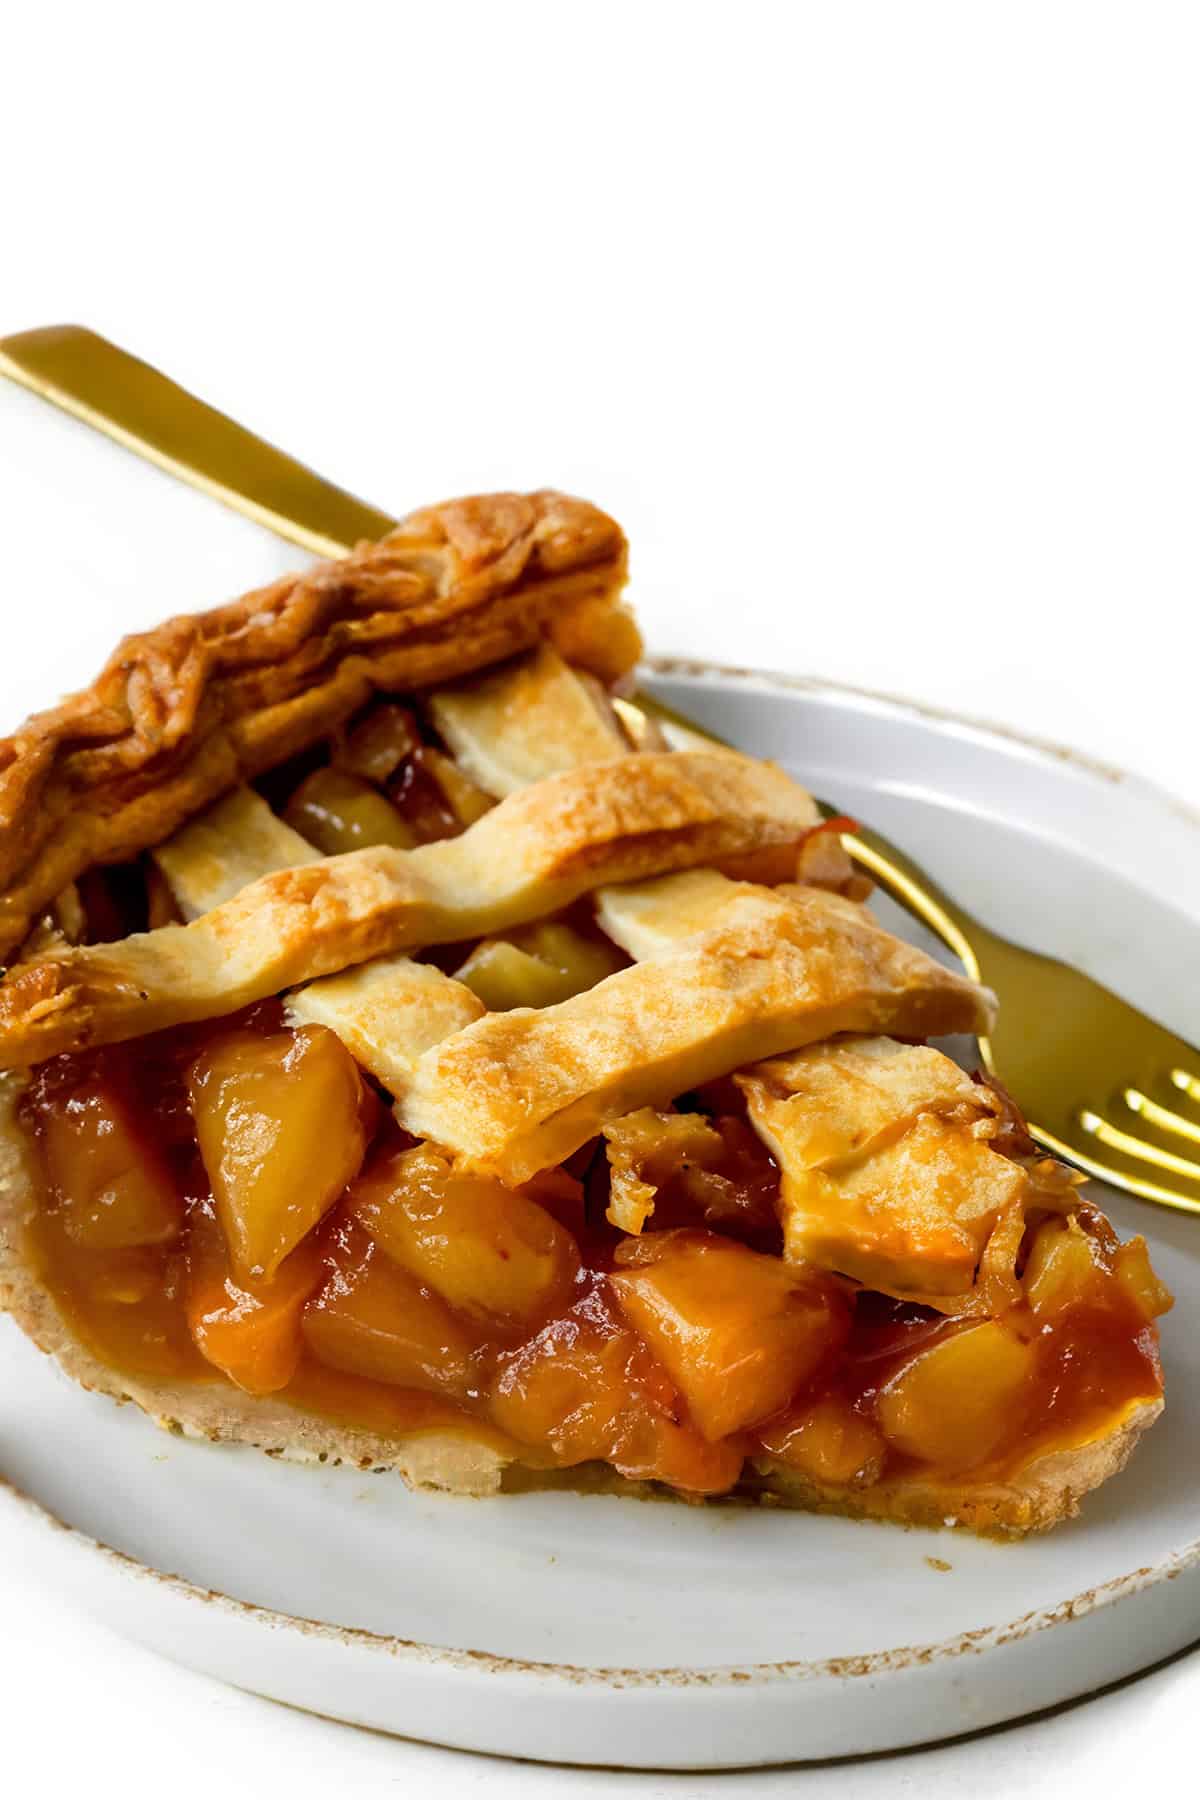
0,324,986,982
0,325,396,558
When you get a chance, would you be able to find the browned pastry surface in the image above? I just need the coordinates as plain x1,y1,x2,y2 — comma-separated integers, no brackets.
0,491,633,960
399,882,996,1183
0,752,819,1064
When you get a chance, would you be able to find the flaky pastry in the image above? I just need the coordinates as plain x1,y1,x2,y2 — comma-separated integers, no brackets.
740,1038,1063,1304
428,643,629,796
0,751,818,1063
0,492,633,960
399,881,992,1184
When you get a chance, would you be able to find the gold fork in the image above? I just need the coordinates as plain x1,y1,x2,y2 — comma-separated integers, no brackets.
3,323,1199,1217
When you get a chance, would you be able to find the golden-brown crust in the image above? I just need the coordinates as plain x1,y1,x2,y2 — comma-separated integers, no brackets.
153,786,319,918
750,1399,1162,1534
427,642,631,796
0,1072,1157,1530
399,882,996,1184
740,1037,1031,1303
287,955,486,1089
0,753,820,1065
0,491,633,960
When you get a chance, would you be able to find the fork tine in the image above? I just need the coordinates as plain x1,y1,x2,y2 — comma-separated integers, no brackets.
1171,1067,1200,1105
1123,1088,1200,1148
1078,1110,1200,1184
1040,1121,1200,1218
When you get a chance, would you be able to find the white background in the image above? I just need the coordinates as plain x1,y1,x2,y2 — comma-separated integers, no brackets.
2,2,1197,1794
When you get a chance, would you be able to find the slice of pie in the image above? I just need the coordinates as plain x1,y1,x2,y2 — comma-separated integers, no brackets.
0,490,1171,1534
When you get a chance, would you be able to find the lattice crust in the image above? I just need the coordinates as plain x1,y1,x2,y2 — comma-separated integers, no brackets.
151,774,490,1089
595,869,996,1016
12,646,641,1088
287,958,484,1090
428,643,630,796
396,880,995,1185
0,751,820,1065
144,649,671,1097
0,491,633,960
113,710,991,1193
153,788,319,918
738,1038,1057,1308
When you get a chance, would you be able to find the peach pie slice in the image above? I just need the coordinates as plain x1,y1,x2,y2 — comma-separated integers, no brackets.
0,491,1170,1534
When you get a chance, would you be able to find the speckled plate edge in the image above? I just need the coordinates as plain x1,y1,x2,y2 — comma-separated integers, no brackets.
4,1473,1198,1768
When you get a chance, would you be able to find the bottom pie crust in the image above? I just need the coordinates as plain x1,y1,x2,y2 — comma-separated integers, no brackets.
0,1073,1161,1535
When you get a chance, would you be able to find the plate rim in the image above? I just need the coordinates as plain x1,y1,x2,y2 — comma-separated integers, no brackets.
6,660,1199,1694
4,1476,1198,1689
642,656,1200,834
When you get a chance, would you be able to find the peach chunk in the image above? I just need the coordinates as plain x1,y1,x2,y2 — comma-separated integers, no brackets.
1022,1217,1110,1316
284,767,416,854
388,748,462,843
420,747,496,827
302,1218,480,1398
337,702,421,784
876,1320,1035,1469
185,1203,325,1394
1114,1237,1174,1323
518,1166,587,1237
41,1076,182,1250
350,1144,582,1330
758,1395,885,1486
617,1407,745,1495
452,921,622,1013
609,1230,848,1441
1023,1216,1174,1328
189,1025,370,1280
489,1285,741,1493
489,1295,655,1463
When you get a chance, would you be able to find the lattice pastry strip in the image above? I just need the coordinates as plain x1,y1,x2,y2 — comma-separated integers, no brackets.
428,643,630,796
0,491,636,962
737,1038,1040,1307
0,750,818,1065
146,648,640,1079
153,787,320,918
286,956,484,1089
396,880,994,1185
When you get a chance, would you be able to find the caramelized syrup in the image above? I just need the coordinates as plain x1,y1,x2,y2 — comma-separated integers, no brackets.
18,1012,1167,1496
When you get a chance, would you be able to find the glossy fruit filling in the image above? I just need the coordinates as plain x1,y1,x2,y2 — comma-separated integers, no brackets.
17,1003,1170,1501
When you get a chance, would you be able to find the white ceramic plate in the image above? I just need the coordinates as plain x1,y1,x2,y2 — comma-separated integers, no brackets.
2,664,1198,1770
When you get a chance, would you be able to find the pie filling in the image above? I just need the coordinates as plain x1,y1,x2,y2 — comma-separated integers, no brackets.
9,669,1171,1503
